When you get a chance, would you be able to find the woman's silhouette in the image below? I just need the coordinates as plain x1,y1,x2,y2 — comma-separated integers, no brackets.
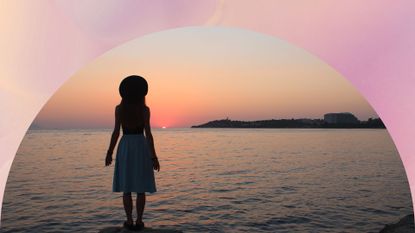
105,75,160,231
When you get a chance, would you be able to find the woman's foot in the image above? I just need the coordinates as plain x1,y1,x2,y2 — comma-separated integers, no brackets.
135,220,145,231
123,221,135,231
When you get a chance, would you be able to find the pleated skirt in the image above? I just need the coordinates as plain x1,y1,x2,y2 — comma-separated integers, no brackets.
112,134,157,193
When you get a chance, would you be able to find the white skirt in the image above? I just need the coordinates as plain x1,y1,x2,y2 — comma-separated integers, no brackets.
112,134,157,193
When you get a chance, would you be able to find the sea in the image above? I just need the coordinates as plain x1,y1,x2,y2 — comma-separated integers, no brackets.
1,128,412,232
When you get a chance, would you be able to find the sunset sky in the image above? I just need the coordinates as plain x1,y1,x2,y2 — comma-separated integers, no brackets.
33,27,377,129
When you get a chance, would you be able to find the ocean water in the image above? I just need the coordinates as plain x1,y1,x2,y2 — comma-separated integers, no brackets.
1,128,412,233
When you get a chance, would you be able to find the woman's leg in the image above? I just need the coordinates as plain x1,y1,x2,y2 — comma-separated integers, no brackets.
136,192,146,224
123,192,133,224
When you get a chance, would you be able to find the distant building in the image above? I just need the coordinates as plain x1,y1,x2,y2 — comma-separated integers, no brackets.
324,112,359,124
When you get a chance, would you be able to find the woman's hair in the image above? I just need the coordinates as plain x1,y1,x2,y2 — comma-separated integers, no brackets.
118,75,148,122
119,75,148,104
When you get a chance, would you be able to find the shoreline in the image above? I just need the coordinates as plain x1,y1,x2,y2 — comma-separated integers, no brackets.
191,118,385,129
379,214,414,233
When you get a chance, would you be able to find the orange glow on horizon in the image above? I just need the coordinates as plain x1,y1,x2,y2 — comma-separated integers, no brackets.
33,27,377,129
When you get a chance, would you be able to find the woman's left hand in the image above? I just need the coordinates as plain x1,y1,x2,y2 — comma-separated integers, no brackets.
105,152,113,166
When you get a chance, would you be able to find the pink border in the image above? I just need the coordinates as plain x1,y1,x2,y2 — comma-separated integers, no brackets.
1,1,414,222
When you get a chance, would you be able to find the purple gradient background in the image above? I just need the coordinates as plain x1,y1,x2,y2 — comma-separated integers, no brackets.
1,0,414,222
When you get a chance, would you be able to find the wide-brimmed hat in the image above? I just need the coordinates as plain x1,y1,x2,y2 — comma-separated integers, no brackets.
119,75,148,100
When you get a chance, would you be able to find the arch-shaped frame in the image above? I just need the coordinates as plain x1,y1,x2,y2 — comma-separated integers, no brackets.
1,1,414,222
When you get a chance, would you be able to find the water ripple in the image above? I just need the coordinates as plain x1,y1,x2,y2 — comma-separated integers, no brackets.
1,129,412,233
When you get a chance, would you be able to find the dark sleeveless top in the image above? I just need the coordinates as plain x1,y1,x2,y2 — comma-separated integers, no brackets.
119,104,147,135
122,124,144,135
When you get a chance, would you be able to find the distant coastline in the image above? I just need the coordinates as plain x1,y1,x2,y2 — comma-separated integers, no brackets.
191,113,386,129
30,113,386,130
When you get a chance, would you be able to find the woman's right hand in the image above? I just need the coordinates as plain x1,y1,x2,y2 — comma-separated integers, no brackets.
152,158,160,172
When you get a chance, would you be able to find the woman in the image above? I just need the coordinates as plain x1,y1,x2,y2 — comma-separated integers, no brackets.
105,75,160,231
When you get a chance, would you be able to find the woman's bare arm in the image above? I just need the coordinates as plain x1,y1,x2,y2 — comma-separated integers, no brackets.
144,106,160,171
105,105,121,166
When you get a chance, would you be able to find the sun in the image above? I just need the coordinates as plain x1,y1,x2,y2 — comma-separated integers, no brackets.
162,126,166,129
